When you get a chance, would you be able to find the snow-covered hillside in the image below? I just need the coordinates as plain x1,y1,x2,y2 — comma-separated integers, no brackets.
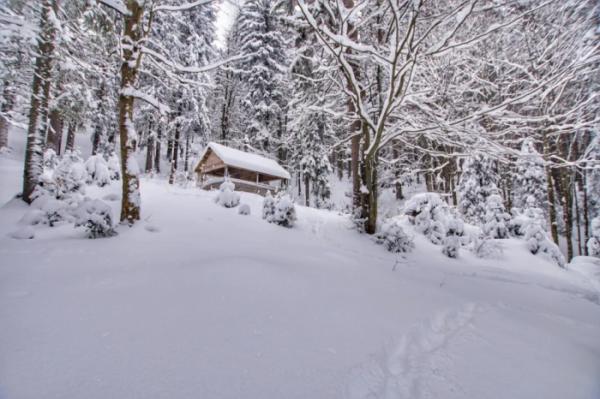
1,139,599,399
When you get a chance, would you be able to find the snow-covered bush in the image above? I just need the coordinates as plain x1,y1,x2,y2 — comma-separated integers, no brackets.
25,173,73,227
510,196,546,237
471,237,504,259
404,193,450,245
524,215,566,268
375,218,414,253
238,203,251,216
483,194,510,239
29,196,71,227
587,217,600,257
107,153,121,180
214,180,240,208
85,155,111,187
43,148,59,170
262,191,276,220
74,199,117,239
10,226,35,240
442,217,464,258
269,195,297,228
53,150,87,199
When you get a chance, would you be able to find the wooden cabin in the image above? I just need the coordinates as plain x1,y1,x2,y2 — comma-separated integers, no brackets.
195,142,290,196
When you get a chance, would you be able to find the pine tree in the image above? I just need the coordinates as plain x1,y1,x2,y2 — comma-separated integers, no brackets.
483,194,511,239
0,2,31,151
512,138,547,213
457,153,499,225
292,114,332,208
236,0,289,156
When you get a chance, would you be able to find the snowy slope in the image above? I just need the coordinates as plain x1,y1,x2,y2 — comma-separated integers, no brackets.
1,135,600,399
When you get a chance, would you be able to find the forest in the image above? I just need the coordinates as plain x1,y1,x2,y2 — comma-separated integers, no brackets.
1,0,599,261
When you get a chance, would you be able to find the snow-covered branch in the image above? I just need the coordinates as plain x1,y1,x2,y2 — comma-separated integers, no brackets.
154,0,214,12
121,87,171,114
97,0,131,16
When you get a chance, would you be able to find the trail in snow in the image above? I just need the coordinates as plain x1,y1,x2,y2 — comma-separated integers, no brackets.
345,303,482,399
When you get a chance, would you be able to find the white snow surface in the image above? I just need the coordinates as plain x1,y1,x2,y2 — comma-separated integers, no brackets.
200,142,291,180
1,135,600,398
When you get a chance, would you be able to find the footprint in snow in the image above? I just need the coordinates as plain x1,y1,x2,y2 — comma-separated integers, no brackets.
344,302,482,399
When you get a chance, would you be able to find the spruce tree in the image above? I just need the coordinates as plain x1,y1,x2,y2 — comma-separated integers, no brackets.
457,153,499,225
512,138,547,213
236,0,289,156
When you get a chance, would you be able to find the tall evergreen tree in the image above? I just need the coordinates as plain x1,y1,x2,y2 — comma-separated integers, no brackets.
236,0,289,157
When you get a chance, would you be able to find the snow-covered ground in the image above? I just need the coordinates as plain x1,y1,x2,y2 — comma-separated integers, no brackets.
1,133,600,399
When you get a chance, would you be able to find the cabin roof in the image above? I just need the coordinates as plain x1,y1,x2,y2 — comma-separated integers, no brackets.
198,142,291,180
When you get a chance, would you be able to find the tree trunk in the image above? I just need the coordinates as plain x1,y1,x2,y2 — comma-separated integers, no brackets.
23,0,57,203
155,124,162,173
546,167,559,245
166,133,174,163
145,134,154,174
0,80,14,150
559,168,574,261
65,122,76,152
184,133,190,173
0,113,8,150
583,171,590,255
118,2,144,224
364,151,378,234
573,180,582,256
46,108,63,154
168,122,180,185
91,125,101,155
304,175,310,206
91,81,106,155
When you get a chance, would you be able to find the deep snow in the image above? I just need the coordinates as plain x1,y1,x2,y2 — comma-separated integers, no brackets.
1,133,600,399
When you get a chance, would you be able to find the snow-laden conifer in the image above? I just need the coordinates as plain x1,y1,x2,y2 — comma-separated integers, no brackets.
457,153,499,225
376,218,414,253
74,199,117,238
483,194,510,239
512,138,547,213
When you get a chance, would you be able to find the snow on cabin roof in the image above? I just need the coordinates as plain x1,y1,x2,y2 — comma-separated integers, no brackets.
201,142,291,180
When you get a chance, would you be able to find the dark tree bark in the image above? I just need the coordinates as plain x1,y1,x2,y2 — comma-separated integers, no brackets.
145,133,154,174
154,123,162,173
546,168,559,245
304,175,310,206
46,108,63,154
184,133,191,173
65,122,76,152
23,0,57,203
168,121,181,185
